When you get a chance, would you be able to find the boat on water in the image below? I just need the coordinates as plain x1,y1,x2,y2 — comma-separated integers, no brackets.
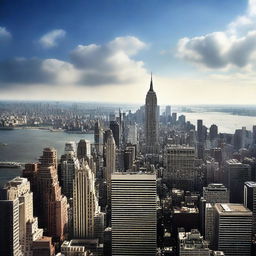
0,162,22,168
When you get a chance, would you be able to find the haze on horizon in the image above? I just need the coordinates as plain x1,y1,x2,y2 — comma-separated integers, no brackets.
1,0,256,105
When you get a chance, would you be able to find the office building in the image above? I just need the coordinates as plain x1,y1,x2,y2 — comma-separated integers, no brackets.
209,125,218,142
111,173,157,255
165,105,171,123
214,203,252,256
73,160,98,238
164,145,196,190
77,139,91,160
1,177,43,256
32,236,55,256
110,120,120,148
39,147,58,169
94,121,104,155
224,159,251,203
60,153,80,199
244,181,256,234
145,75,159,154
0,199,22,256
203,184,229,204
64,141,77,156
37,148,68,242
178,229,211,256
127,124,138,145
105,133,116,204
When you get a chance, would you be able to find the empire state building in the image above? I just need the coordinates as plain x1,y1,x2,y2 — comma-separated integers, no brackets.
145,75,159,154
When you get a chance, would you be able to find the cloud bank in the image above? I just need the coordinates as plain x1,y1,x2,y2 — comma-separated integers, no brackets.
0,36,148,88
39,29,66,48
177,0,256,70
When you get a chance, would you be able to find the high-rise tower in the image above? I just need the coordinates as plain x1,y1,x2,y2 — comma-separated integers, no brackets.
145,75,159,154
111,173,157,255
105,133,116,204
73,160,98,238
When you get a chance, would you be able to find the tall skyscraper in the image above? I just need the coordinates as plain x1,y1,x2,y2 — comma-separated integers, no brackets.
209,124,218,142
201,184,229,244
39,147,58,169
105,133,116,204
73,160,98,238
111,173,157,255
94,120,104,155
110,120,120,148
203,184,229,204
165,105,171,123
244,181,256,234
145,75,159,154
197,119,204,159
214,203,252,256
60,152,80,199
224,159,251,203
0,199,22,256
37,148,68,242
77,139,91,160
164,144,196,190
1,177,43,256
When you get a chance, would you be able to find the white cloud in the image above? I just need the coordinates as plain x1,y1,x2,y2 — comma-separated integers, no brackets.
0,26,12,41
0,36,148,88
39,29,66,48
177,0,256,70
70,36,147,85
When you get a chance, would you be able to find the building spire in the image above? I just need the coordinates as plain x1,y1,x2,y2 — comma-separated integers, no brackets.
150,72,153,91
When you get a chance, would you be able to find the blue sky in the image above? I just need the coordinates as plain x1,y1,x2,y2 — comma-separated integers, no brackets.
0,0,255,104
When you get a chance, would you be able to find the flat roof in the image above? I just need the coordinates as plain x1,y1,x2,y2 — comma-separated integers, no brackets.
245,181,256,187
112,172,156,180
215,203,252,216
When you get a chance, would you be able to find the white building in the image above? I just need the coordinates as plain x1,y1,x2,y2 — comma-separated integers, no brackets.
2,177,43,256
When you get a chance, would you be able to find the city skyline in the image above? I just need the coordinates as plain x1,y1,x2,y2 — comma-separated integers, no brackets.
1,0,256,104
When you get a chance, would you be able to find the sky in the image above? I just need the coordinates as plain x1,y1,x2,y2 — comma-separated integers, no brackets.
0,0,256,105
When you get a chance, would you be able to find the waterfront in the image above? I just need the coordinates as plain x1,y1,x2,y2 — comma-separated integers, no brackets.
0,129,94,187
180,111,256,134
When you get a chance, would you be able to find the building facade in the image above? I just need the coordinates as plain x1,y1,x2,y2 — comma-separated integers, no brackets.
111,173,157,255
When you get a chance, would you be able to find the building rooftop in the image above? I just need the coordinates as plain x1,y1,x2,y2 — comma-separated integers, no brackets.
225,159,243,165
112,172,156,180
203,183,227,191
215,203,252,216
245,181,256,187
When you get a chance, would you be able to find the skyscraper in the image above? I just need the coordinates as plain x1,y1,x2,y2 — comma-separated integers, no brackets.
111,173,157,255
94,120,104,155
0,199,22,256
77,139,91,160
110,120,120,148
73,160,98,238
164,144,196,190
60,152,80,199
209,124,218,142
244,181,256,234
203,183,229,204
39,147,58,169
224,159,251,203
105,132,116,204
214,203,252,256
1,177,44,256
197,119,204,159
145,75,159,154
37,148,68,242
